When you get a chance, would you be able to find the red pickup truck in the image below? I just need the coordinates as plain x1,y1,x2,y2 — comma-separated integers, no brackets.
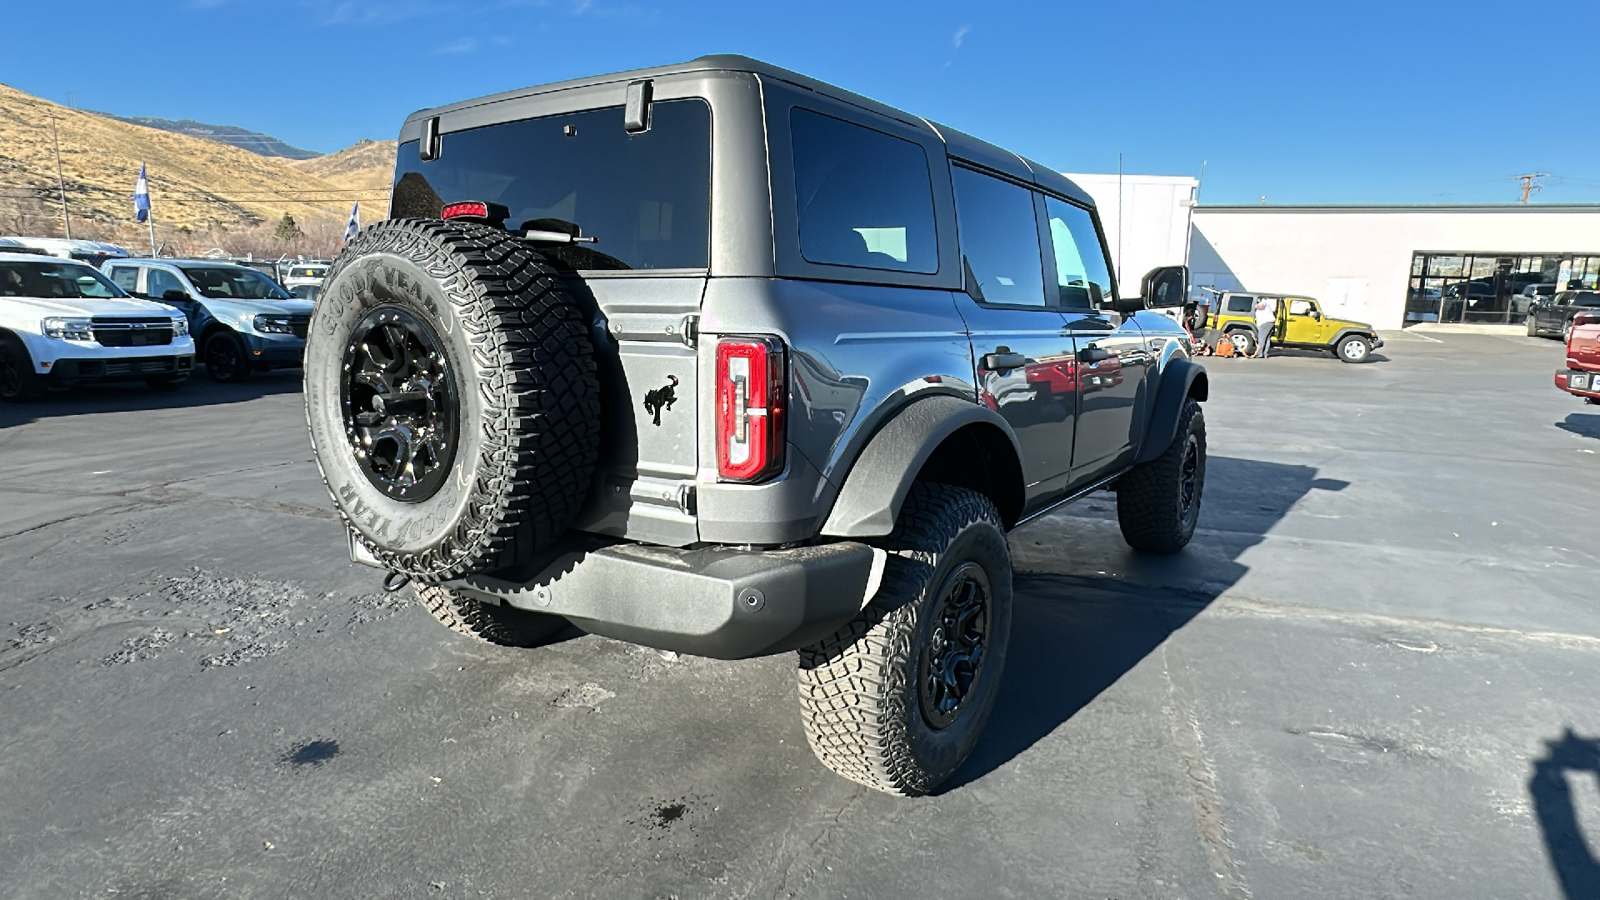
1556,311,1600,403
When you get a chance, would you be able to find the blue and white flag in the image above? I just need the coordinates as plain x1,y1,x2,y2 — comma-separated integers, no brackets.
343,201,360,243
134,163,150,223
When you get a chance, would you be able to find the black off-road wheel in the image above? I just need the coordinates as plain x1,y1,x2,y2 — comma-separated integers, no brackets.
797,483,1013,796
1116,398,1206,553
304,218,600,581
204,330,253,382
0,336,45,402
414,582,571,647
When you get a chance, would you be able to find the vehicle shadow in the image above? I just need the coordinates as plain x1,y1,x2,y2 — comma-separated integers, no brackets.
0,370,303,428
1556,413,1600,440
1529,728,1600,899
946,456,1348,791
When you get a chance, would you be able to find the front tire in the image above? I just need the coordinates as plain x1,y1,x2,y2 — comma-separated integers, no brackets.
204,331,252,382
415,583,570,647
1116,398,1206,553
1337,334,1373,363
797,483,1013,796
1526,316,1539,337
0,336,45,402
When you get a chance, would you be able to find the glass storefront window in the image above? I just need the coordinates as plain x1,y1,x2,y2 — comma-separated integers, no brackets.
1405,250,1600,326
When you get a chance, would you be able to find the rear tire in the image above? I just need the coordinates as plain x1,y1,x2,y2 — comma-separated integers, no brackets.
1227,329,1256,358
204,331,252,382
0,336,45,402
1116,398,1206,553
415,582,570,647
1337,334,1373,363
797,483,1012,796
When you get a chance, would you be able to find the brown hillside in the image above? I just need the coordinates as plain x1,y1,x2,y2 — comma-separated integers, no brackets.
0,82,387,237
290,139,395,221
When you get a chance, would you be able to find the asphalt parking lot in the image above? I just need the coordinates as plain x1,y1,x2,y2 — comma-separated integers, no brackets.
2,331,1598,900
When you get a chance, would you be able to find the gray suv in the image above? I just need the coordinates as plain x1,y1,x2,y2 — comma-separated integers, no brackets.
304,56,1209,796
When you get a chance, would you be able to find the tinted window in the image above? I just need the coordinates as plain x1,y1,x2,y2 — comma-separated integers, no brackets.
393,100,710,271
1043,196,1114,308
791,108,937,273
1576,293,1600,307
952,167,1045,307
0,261,124,298
107,266,139,292
180,267,290,300
146,268,185,299
1226,296,1255,313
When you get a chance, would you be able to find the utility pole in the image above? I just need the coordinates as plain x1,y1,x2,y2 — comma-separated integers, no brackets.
49,115,71,239
1514,173,1548,203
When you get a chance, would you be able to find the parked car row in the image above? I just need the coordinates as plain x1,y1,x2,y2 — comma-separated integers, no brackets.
0,252,314,401
1527,290,1600,340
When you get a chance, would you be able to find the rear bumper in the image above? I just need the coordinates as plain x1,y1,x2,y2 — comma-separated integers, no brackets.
357,536,880,659
1556,369,1600,399
48,354,193,384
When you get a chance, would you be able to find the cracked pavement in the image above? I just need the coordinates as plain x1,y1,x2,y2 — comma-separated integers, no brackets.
2,333,1598,899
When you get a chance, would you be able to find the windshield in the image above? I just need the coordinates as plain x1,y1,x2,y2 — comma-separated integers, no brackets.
391,99,711,271
180,266,291,300
0,260,127,299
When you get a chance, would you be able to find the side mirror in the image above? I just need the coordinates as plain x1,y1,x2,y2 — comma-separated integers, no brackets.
162,289,190,303
1140,265,1189,309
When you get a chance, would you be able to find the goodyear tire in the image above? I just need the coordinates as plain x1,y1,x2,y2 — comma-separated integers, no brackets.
304,218,600,581
797,483,1013,796
1116,398,1206,553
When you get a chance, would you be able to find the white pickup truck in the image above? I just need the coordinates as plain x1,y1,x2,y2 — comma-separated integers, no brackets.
0,252,196,401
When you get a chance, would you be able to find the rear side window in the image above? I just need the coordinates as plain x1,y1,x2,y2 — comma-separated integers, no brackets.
1226,296,1254,314
392,100,711,271
791,109,937,273
951,167,1046,307
107,266,139,292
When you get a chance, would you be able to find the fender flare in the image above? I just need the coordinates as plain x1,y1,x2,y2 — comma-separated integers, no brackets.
1134,359,1209,465
1330,327,1375,345
820,395,1024,537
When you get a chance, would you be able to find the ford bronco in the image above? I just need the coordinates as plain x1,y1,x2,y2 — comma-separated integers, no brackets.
303,56,1209,795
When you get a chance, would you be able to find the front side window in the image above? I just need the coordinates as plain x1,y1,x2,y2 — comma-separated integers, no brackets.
180,267,291,300
1043,196,1115,309
952,167,1045,307
393,100,711,271
146,268,185,299
1288,299,1315,316
0,261,124,298
791,108,938,273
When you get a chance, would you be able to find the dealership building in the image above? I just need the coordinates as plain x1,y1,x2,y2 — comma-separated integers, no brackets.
1064,172,1600,330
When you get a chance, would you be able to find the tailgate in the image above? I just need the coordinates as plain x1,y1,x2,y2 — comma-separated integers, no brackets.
566,276,704,547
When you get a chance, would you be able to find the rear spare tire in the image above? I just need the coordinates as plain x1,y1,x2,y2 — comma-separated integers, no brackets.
304,218,600,580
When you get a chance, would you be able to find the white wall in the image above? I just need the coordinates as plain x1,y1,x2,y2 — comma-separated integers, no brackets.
1189,207,1600,328
1063,173,1197,294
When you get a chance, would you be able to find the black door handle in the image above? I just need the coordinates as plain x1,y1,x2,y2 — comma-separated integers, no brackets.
982,352,1027,370
1078,346,1113,363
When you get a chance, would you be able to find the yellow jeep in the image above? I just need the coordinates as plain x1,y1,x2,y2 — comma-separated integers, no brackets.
1210,292,1383,363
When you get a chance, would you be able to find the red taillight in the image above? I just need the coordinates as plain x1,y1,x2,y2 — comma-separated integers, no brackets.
441,201,489,220
716,337,786,482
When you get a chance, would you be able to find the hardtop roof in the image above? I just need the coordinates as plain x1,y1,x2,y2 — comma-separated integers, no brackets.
401,54,1094,207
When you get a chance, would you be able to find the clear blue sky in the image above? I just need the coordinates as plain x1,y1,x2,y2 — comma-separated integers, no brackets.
4,0,1596,205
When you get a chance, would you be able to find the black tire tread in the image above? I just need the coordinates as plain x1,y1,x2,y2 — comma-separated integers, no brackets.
414,582,569,648
1116,398,1205,553
305,218,600,580
0,335,45,402
797,483,1004,796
